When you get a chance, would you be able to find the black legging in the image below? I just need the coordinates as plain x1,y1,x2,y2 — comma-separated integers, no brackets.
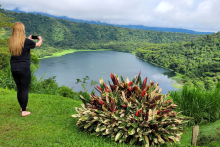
12,68,31,111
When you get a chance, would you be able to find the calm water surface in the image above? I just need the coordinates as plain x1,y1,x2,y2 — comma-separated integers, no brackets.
35,51,179,95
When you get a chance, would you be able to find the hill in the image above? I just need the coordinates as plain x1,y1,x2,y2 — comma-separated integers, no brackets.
9,8,213,35
0,8,203,46
135,31,220,90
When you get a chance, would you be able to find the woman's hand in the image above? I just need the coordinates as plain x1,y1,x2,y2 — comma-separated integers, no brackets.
38,36,42,40
28,35,33,40
36,36,43,47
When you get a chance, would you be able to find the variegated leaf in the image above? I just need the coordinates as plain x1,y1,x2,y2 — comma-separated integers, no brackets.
96,125,106,132
115,130,124,141
168,136,177,143
150,86,159,100
103,119,111,124
99,77,104,84
100,125,106,132
79,116,92,121
170,127,179,130
71,114,80,117
106,94,110,104
81,103,86,109
118,124,126,129
84,120,96,129
132,123,138,128
137,127,141,133
128,127,136,135
153,138,158,144
122,91,128,103
105,128,112,135
143,130,152,135
120,113,125,117
158,136,165,144
126,76,130,83
158,88,162,93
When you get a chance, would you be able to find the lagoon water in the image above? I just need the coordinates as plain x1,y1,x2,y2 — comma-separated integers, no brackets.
35,50,179,95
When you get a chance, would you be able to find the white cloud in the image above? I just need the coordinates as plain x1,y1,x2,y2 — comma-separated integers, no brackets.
155,1,174,13
0,0,220,32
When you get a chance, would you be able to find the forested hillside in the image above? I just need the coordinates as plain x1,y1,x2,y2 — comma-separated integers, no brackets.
0,8,204,57
136,32,220,90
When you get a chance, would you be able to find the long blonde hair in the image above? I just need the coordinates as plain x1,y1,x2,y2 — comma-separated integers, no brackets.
8,22,26,56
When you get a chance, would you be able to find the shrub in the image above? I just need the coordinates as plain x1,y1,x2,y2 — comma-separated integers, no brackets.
72,72,192,146
58,85,78,99
0,63,16,90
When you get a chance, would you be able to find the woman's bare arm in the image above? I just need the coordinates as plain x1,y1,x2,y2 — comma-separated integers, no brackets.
36,36,42,47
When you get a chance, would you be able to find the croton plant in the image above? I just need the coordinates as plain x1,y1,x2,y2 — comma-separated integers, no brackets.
72,71,192,147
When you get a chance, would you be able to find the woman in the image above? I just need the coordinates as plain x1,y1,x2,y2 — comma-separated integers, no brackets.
8,22,42,117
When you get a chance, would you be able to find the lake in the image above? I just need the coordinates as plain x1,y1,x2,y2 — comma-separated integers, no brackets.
35,50,180,95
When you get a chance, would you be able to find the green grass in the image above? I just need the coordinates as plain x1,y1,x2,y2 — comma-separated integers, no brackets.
0,88,135,147
1,88,220,147
38,49,113,59
170,83,220,125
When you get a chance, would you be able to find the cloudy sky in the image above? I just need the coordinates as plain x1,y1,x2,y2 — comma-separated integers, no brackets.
0,0,219,32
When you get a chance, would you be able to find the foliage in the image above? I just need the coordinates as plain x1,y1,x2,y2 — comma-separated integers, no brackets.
72,72,192,146
0,63,79,99
0,5,14,70
0,5,14,28
0,38,10,70
58,85,78,99
0,63,16,90
135,32,220,90
169,82,220,125
75,76,98,98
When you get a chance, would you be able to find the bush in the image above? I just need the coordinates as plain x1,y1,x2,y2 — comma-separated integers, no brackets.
72,72,192,146
0,63,16,90
0,64,79,98
58,85,78,99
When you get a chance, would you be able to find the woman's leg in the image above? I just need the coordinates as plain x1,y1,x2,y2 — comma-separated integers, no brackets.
11,71,22,108
20,68,31,112
12,69,31,116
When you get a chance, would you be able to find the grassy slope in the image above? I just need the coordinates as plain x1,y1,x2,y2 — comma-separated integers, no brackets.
0,88,135,147
0,88,219,147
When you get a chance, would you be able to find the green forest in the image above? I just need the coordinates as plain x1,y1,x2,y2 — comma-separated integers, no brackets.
135,32,220,90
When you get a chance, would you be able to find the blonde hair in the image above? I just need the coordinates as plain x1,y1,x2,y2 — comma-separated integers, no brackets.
8,22,26,56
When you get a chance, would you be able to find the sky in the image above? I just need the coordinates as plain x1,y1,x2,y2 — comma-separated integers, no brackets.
0,0,219,32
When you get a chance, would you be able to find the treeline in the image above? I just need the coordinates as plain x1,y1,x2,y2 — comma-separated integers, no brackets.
135,32,220,90
0,7,204,58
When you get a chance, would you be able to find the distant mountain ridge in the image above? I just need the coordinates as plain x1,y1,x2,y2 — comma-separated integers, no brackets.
9,8,213,35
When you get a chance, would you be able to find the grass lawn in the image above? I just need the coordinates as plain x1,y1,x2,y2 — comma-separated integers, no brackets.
0,88,219,147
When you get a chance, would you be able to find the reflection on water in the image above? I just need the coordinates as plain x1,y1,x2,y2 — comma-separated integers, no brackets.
163,71,176,78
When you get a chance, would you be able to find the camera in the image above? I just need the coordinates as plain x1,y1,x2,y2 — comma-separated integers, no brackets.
32,35,39,39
